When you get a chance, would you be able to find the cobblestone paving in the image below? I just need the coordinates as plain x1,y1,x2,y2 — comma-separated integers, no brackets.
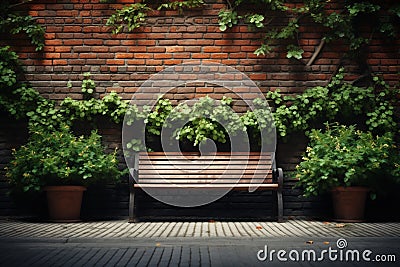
1,218,400,239
1,218,399,266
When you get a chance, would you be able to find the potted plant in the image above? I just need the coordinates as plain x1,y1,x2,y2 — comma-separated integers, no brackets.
6,124,124,222
295,123,399,222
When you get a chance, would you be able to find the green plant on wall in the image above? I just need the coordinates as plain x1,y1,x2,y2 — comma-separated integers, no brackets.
266,68,399,137
106,0,204,34
0,0,45,51
105,0,399,63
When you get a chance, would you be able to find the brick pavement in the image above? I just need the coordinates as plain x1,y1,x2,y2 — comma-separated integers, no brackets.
0,218,399,266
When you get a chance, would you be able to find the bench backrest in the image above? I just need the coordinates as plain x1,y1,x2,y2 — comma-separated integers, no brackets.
137,152,274,185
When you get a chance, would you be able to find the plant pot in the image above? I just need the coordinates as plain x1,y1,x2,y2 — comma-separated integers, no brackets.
44,186,86,222
331,186,369,222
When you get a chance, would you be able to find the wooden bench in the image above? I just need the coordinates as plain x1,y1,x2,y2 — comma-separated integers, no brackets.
129,152,284,222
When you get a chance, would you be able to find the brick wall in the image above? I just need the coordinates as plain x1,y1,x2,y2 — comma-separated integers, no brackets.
6,0,398,101
0,0,399,220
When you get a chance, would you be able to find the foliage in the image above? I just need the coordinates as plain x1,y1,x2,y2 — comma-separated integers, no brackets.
266,68,399,137
0,46,19,92
168,96,244,146
0,1,45,51
295,123,400,198
106,0,399,60
221,0,398,58
0,53,130,130
106,0,205,34
6,124,123,194
158,0,204,13
144,98,173,136
106,3,151,34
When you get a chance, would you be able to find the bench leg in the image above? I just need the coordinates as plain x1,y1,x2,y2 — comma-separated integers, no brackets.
129,187,138,223
276,168,284,223
277,189,283,223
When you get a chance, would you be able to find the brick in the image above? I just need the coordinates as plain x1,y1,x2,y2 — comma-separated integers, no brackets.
203,46,221,53
54,46,71,52
137,40,156,46
249,73,267,80
79,53,96,59
164,59,183,65
184,47,201,52
154,53,172,59
145,59,163,65
192,53,210,59
63,26,82,33
177,39,214,46
63,39,84,45
57,10,79,16
182,33,203,39
166,46,184,53
97,53,114,59
127,59,146,65
44,53,61,59
106,59,125,65
91,47,109,53
134,53,153,59
173,53,191,59
211,53,228,59
221,59,239,65
53,59,68,65
110,46,127,52
84,39,103,45
116,53,134,59
196,87,213,93
128,46,147,52
147,47,166,53
222,46,241,53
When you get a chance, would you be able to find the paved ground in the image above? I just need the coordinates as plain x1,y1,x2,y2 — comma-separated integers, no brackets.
0,218,399,266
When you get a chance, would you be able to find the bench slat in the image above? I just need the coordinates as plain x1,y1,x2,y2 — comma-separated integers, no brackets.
140,160,271,165
139,168,272,172
134,183,279,188
139,178,272,184
139,173,272,181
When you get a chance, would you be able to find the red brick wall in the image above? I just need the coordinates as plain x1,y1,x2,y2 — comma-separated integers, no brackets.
1,0,399,219
4,0,399,103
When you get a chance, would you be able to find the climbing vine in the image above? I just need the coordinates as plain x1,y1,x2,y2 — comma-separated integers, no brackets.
266,68,399,137
0,1,45,51
105,0,399,64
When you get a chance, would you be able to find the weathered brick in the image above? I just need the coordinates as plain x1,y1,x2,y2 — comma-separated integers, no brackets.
166,46,184,53
154,53,172,59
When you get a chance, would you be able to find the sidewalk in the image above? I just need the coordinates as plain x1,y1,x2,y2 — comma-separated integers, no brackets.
0,218,399,266
1,218,400,239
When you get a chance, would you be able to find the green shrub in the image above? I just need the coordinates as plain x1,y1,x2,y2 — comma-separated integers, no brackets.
295,123,400,198
6,124,123,194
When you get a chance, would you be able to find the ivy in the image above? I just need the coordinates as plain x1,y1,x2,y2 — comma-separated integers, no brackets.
157,0,205,13
107,0,205,34
218,9,239,31
0,49,130,131
106,3,151,34
0,1,45,51
266,68,399,138
106,0,398,61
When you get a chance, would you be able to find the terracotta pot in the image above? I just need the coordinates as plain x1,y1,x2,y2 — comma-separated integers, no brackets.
332,186,369,222
44,186,86,222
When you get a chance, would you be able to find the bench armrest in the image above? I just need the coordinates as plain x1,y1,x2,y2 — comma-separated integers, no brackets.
273,168,284,189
